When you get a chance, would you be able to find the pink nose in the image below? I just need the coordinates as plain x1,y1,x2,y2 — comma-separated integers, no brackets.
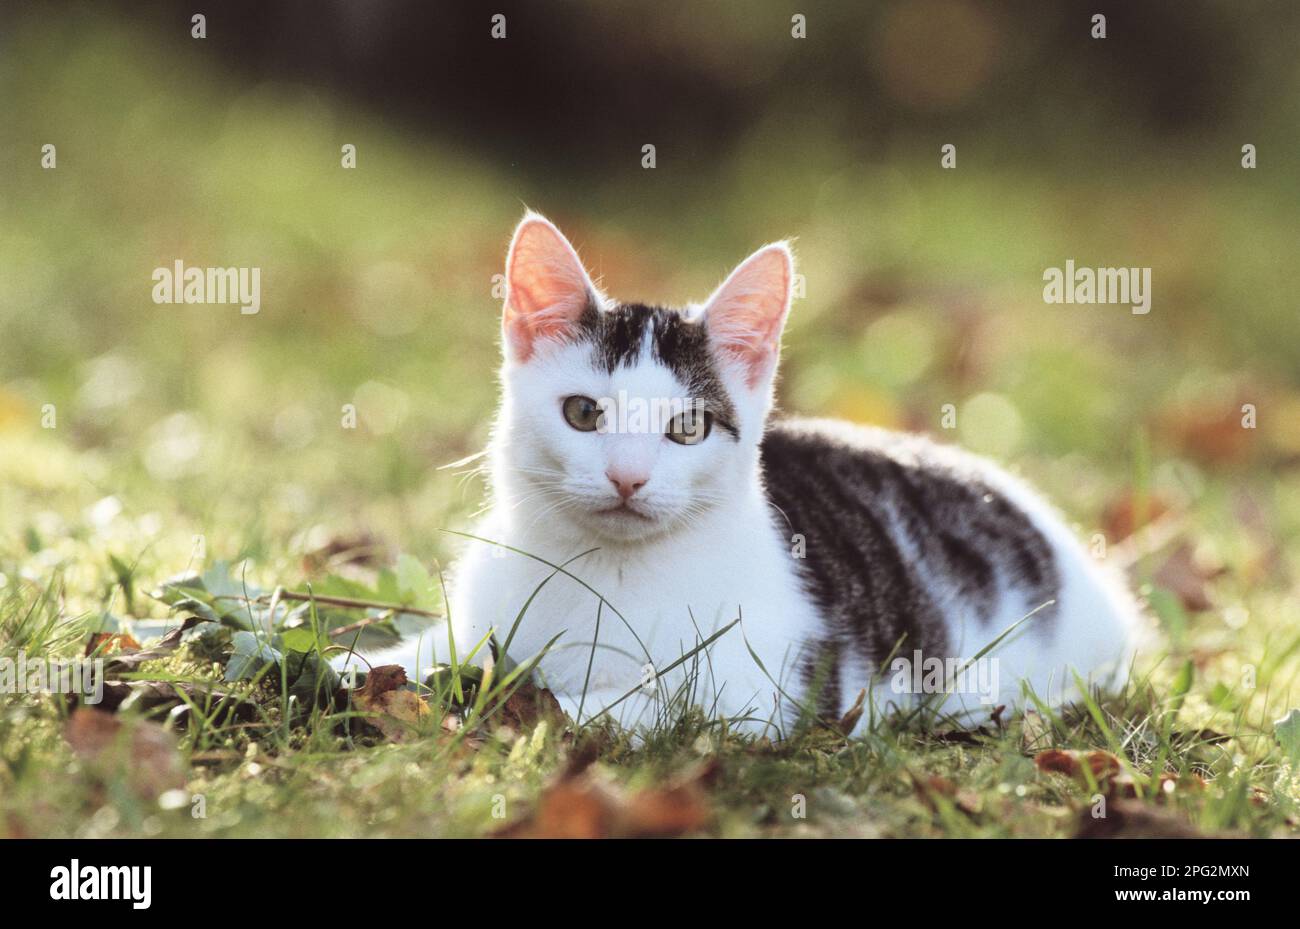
607,471,647,500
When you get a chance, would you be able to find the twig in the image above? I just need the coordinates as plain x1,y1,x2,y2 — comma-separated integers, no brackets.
214,590,443,620
327,611,398,639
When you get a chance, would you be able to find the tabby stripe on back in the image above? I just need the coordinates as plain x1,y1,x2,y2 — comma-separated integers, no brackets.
760,421,1060,719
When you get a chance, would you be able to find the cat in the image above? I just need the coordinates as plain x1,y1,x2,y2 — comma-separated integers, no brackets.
358,212,1140,736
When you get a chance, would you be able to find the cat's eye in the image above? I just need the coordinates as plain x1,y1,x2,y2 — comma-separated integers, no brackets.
665,409,713,445
562,395,603,432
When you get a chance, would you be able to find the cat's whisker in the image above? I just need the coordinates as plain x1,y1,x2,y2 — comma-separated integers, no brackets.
501,488,565,515
521,494,583,533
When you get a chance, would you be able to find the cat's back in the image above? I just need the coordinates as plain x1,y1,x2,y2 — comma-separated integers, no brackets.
759,416,1046,553
758,416,1139,715
760,416,1015,511
758,417,1066,668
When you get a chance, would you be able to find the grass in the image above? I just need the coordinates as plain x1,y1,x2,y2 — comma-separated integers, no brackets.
2,13,1299,838
2,490,1297,838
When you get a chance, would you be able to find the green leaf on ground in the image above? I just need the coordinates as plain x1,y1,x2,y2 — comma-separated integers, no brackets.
1274,708,1300,764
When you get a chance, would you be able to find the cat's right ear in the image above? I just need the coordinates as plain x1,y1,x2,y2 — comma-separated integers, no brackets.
502,213,600,361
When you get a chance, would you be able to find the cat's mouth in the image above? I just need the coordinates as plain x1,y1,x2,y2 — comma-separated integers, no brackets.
593,502,653,521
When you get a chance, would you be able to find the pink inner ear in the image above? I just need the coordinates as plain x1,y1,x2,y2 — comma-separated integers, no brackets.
504,219,593,360
705,246,792,387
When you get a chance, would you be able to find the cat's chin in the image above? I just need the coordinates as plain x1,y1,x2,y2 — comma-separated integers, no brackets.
575,505,674,544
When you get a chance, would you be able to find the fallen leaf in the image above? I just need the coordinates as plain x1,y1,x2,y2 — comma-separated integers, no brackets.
619,781,713,836
1157,403,1256,468
352,664,430,742
1100,492,1173,542
102,617,204,675
1188,645,1232,670
919,774,955,796
494,680,567,733
497,764,715,838
1085,750,1124,779
955,789,984,815
835,688,866,736
1034,748,1122,780
502,779,612,839
1151,541,1226,613
64,708,185,801
1033,748,1079,776
85,632,141,657
561,735,606,779
1274,708,1300,764
911,774,983,816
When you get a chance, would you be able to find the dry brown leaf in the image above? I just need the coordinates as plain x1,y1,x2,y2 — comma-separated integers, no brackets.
1157,404,1256,468
1034,748,1122,780
85,632,141,657
1082,750,1120,779
505,779,613,839
494,680,567,733
1033,748,1079,775
1086,750,1122,778
912,774,983,816
835,688,867,736
497,764,715,838
1151,541,1226,613
920,774,956,796
913,774,955,807
620,782,712,836
1100,492,1173,543
955,789,984,815
352,664,430,743
64,708,185,801
358,663,407,697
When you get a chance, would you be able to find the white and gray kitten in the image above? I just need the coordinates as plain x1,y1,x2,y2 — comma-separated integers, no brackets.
367,213,1139,735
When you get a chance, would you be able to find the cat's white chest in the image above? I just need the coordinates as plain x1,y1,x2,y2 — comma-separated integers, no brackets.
448,504,814,728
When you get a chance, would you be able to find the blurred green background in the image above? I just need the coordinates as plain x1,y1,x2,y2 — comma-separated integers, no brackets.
1,0,1298,629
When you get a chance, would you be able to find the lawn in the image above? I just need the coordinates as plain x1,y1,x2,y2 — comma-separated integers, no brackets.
2,10,1299,838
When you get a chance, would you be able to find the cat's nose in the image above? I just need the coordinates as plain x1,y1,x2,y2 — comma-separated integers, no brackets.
607,470,647,500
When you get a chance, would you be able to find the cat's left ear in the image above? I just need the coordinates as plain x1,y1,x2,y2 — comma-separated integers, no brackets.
702,242,794,389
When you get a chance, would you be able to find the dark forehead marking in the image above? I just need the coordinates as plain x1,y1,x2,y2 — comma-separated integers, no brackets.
574,301,740,437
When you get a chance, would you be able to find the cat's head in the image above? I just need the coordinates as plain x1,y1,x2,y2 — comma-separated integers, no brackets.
492,212,793,544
